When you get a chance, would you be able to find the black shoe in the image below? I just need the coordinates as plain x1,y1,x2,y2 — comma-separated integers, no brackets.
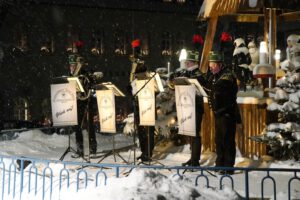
137,154,144,161
182,159,192,166
182,159,200,167
190,161,200,167
141,155,151,162
138,154,151,162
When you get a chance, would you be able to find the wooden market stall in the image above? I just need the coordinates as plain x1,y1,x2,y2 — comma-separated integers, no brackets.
198,0,300,158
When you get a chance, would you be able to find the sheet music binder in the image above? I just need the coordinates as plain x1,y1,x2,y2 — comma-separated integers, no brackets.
52,76,85,93
149,72,164,93
131,71,164,95
173,77,207,97
66,77,85,93
95,82,125,97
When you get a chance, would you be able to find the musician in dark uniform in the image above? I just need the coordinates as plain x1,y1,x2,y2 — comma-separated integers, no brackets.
175,50,204,167
68,53,97,157
129,39,155,162
198,51,241,174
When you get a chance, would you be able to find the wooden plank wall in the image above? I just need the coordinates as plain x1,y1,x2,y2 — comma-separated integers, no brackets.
201,103,267,158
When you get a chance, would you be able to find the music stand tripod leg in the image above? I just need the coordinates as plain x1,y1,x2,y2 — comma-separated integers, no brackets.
85,100,91,163
146,126,164,166
59,127,76,161
96,133,129,164
114,133,129,163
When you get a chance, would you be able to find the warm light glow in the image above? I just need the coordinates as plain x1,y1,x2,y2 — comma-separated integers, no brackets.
179,49,187,62
259,42,268,53
275,49,281,69
259,41,268,64
169,117,176,125
274,49,281,60
157,108,162,115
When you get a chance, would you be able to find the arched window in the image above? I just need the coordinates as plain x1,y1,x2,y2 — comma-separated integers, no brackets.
13,98,29,121
12,24,28,54
114,29,129,55
66,24,83,54
90,28,105,56
40,35,54,55
161,31,172,56
175,32,186,56
141,33,150,56
134,32,150,56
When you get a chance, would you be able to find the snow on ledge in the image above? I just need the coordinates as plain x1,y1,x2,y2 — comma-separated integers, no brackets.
204,96,273,105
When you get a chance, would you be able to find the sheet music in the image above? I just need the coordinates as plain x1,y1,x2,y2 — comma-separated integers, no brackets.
150,72,164,93
188,79,207,97
101,82,125,97
66,77,85,93
173,77,190,85
173,77,207,97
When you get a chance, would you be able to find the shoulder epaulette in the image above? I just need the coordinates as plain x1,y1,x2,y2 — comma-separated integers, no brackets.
219,69,235,82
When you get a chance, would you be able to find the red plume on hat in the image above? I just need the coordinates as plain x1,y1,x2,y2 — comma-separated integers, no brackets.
192,34,203,53
193,34,204,45
74,40,84,48
131,39,141,48
131,39,141,58
220,32,232,42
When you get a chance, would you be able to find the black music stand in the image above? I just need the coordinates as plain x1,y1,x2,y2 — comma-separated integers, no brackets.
138,126,164,166
95,133,129,163
51,76,84,161
59,127,77,161
173,77,207,97
131,72,164,166
93,83,129,164
173,77,211,173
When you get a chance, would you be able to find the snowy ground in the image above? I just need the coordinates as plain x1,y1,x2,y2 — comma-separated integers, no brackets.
0,129,300,200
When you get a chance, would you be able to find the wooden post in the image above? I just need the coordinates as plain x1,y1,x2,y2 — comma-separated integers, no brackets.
199,16,218,73
270,8,277,86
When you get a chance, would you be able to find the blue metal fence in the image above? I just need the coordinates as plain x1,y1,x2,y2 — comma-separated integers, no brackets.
0,155,299,200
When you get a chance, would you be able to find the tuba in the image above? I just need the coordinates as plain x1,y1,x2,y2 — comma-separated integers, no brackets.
76,74,91,101
71,56,92,101
129,56,146,82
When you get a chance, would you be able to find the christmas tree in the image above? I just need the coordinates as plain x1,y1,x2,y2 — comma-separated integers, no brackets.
250,41,300,160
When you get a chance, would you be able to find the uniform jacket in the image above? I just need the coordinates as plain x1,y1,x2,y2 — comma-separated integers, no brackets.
198,67,241,123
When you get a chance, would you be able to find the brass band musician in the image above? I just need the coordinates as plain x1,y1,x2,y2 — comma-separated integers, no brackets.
68,53,97,157
129,39,155,162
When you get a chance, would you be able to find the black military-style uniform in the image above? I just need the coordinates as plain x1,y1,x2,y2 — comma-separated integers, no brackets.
134,104,155,161
75,98,97,155
68,54,97,156
129,58,155,162
175,67,204,166
198,67,241,168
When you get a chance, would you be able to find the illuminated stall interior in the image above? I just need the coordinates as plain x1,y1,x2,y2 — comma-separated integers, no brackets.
198,0,300,158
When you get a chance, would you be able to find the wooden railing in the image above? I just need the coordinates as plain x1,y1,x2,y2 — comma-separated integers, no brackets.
201,97,272,158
